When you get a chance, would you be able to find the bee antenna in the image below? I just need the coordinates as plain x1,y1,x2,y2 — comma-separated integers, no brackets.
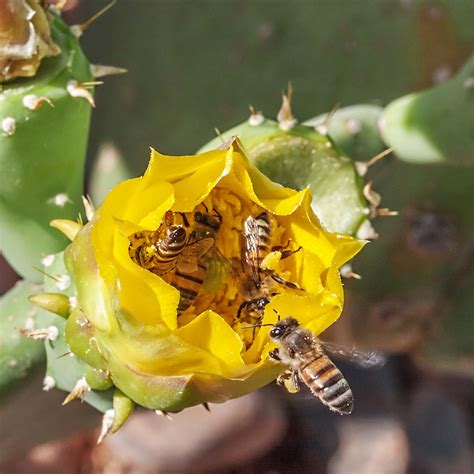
242,323,274,330
272,308,281,321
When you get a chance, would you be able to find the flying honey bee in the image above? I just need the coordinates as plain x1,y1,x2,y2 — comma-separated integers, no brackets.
237,211,301,324
128,210,214,276
265,314,385,415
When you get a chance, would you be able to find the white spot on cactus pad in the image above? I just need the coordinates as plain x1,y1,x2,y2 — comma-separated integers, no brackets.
23,94,53,110
49,193,72,207
356,220,379,240
69,295,78,310
314,123,328,136
56,274,71,291
432,65,451,85
464,77,474,89
347,118,362,134
8,359,17,368
47,326,59,341
2,117,16,135
41,254,55,267
97,409,115,444
248,111,264,126
43,375,56,391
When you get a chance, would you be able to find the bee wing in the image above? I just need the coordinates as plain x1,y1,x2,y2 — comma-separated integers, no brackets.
242,216,262,284
177,238,214,273
203,247,235,293
320,341,386,368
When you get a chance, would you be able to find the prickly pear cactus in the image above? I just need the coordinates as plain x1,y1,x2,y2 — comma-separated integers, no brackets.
0,4,94,281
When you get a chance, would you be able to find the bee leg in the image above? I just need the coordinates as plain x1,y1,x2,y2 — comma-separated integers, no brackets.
272,240,302,260
237,301,249,319
269,348,281,361
276,369,292,386
271,273,301,291
292,370,302,391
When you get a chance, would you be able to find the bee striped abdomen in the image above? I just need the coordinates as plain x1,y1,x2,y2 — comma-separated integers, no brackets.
172,263,208,314
300,355,353,414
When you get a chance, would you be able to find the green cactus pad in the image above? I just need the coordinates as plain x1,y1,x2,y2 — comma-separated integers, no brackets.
380,55,474,165
304,105,386,161
199,119,369,236
0,280,45,397
0,15,93,281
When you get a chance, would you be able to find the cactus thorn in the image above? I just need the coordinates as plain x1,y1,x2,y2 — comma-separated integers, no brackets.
363,182,382,209
62,377,90,405
202,402,211,412
340,264,361,280
355,147,394,176
90,64,127,78
55,0,69,9
377,208,399,217
82,195,95,222
28,292,71,318
66,80,96,107
70,1,117,37
97,409,115,444
248,105,264,126
277,83,297,131
33,266,62,283
23,94,54,110
50,218,82,241
2,117,16,136
18,325,59,341
155,410,173,420
43,375,56,391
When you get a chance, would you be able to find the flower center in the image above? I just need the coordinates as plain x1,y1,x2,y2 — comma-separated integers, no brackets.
128,186,302,348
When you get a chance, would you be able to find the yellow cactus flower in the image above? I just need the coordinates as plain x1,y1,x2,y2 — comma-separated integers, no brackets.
63,139,364,411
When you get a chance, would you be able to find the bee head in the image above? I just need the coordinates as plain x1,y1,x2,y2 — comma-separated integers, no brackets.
269,317,299,341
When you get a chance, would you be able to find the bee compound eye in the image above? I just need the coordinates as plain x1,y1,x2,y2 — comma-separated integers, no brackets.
194,211,203,222
270,326,282,338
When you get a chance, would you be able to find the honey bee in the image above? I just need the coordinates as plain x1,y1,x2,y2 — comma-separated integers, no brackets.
170,205,232,314
266,315,385,415
238,212,300,323
128,211,214,276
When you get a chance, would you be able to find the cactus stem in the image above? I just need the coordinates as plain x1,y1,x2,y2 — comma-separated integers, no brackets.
355,147,394,176
202,402,211,412
62,377,90,405
50,218,81,241
22,94,54,110
340,263,362,280
277,83,297,131
28,292,71,318
18,325,59,341
97,409,115,444
70,1,117,38
66,80,96,107
43,375,56,392
155,410,173,420
1,117,16,135
81,195,95,222
248,105,264,126
90,64,127,78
